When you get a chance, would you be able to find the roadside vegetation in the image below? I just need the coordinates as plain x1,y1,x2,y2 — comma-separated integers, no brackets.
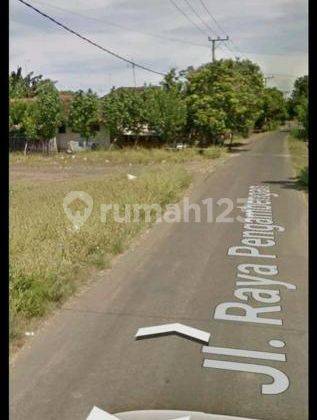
287,75,308,191
10,145,227,348
10,60,289,151
288,135,308,190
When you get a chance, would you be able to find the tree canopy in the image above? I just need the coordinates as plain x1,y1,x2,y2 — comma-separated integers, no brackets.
288,75,308,119
9,66,54,99
9,80,62,153
255,87,287,130
144,86,187,143
68,89,100,141
288,75,308,138
102,87,148,139
9,59,295,150
185,59,265,141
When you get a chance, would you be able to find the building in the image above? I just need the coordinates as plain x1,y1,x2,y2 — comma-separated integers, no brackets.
56,92,111,152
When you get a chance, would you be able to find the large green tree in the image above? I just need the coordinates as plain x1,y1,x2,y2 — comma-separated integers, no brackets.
68,89,100,144
288,75,308,118
102,87,148,141
102,84,187,145
185,59,264,143
9,66,52,99
145,86,187,144
9,81,62,153
35,81,62,148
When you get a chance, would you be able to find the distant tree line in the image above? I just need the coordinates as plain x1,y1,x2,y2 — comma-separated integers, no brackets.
9,60,306,153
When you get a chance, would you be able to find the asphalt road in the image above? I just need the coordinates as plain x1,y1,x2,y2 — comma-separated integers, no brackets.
10,131,308,420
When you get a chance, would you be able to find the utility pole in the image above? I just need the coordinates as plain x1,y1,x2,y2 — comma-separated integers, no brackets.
208,36,229,62
126,60,137,87
132,63,137,87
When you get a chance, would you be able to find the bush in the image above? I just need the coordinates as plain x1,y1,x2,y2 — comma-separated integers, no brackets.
291,128,307,140
298,166,308,188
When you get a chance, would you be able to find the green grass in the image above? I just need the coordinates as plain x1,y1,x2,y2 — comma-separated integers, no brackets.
288,135,308,190
10,165,191,343
10,145,226,167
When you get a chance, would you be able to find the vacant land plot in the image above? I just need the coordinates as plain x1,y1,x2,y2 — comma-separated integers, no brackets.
10,146,227,351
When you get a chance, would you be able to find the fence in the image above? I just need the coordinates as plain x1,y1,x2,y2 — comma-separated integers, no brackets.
9,135,57,153
9,135,27,152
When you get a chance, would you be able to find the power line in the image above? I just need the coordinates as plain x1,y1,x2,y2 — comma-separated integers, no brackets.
198,0,247,59
169,0,207,37
198,0,227,36
182,0,216,36
169,0,231,57
30,0,210,49
17,0,166,77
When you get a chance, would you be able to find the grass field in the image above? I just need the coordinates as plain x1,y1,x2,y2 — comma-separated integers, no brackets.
10,146,226,350
288,135,308,190
10,146,224,166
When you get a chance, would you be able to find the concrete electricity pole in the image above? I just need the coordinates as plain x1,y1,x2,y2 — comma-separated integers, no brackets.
208,36,229,62
132,63,137,87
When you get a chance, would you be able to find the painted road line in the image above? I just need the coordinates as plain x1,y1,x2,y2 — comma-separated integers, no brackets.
135,323,210,344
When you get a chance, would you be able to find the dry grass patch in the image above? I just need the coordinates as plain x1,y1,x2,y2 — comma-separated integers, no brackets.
10,165,191,344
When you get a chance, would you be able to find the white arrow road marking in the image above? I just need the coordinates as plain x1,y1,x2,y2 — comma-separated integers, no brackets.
135,323,210,344
86,406,119,420
87,407,191,420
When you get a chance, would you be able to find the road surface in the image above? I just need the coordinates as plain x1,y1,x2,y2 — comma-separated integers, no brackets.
10,131,308,420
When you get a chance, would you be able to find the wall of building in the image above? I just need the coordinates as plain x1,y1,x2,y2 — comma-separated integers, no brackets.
56,126,80,152
56,126,111,152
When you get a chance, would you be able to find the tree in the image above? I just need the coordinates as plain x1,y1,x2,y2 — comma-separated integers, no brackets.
185,59,264,143
21,103,38,153
9,81,62,154
9,66,52,98
292,75,308,102
102,85,187,146
33,81,62,153
288,75,308,118
9,99,29,132
295,96,308,139
102,87,148,142
68,89,100,144
255,87,287,130
160,68,184,93
145,87,187,144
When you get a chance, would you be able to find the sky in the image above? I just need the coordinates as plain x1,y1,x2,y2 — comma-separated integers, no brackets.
9,0,308,96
